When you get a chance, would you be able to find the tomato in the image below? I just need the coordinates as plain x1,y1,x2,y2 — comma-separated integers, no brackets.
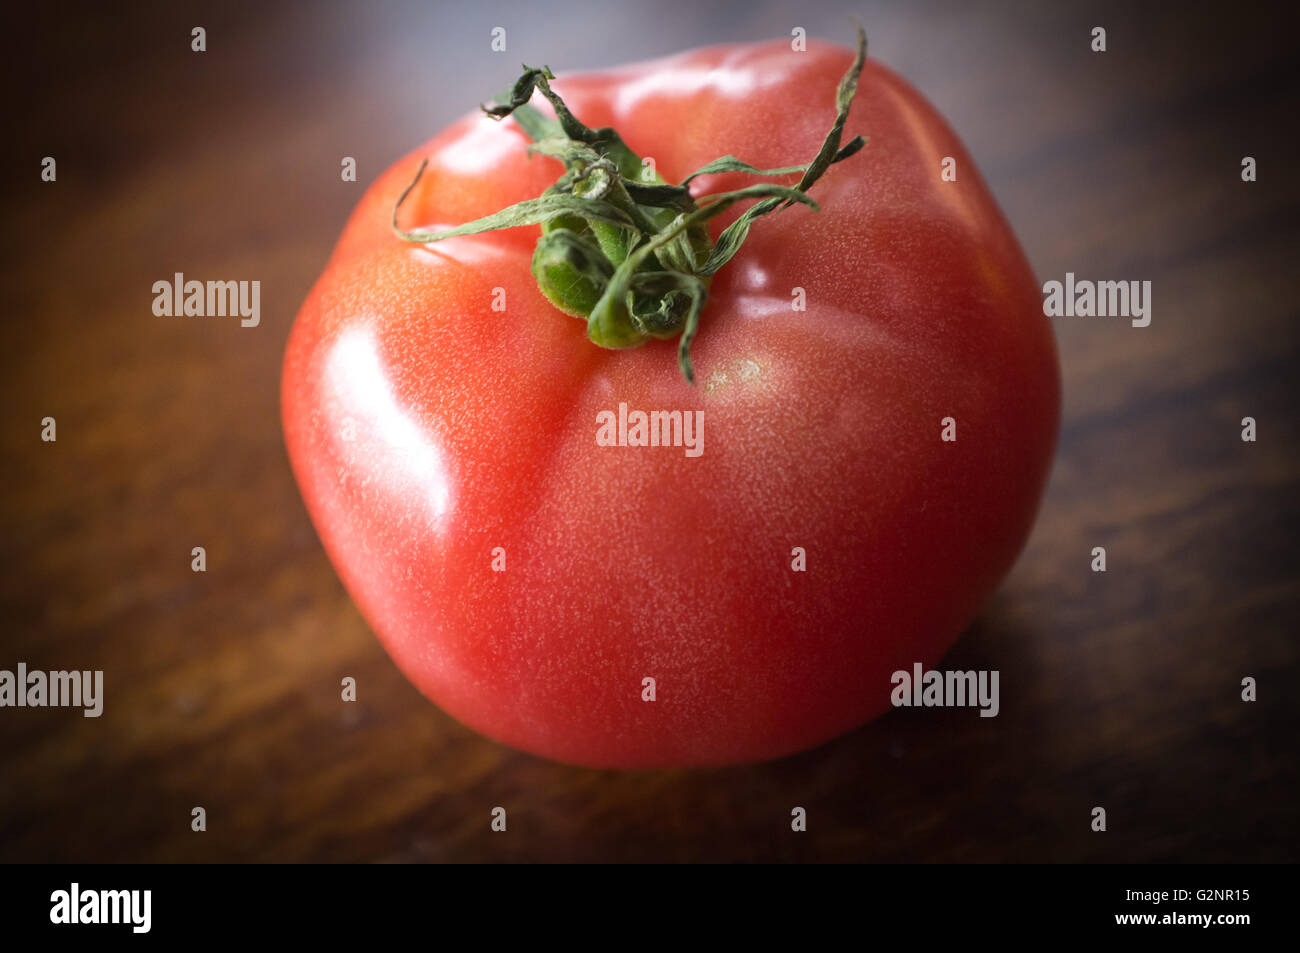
281,32,1059,768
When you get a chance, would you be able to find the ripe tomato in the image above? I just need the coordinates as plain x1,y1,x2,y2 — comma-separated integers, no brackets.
282,34,1059,768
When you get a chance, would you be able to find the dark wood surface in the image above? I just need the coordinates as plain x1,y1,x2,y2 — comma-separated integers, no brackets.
2,0,1297,863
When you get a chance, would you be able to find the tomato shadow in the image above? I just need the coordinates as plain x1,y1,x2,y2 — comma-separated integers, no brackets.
707,591,1058,861
438,590,1058,863
715,592,1056,861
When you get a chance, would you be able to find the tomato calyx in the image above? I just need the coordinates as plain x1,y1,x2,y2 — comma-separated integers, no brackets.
392,25,869,384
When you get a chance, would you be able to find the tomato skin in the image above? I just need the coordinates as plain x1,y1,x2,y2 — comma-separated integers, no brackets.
282,39,1059,768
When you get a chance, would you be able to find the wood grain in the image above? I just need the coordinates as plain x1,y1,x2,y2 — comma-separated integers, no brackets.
1,0,1296,862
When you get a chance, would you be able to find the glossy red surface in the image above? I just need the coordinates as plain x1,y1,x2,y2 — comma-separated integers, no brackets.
281,39,1059,767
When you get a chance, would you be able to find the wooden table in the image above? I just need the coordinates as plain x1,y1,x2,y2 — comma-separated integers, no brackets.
2,0,1296,862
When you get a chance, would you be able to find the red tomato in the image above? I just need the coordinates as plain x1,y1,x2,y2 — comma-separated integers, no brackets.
282,35,1059,768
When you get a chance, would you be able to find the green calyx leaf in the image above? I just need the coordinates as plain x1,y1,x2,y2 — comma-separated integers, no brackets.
392,161,639,243
392,24,870,384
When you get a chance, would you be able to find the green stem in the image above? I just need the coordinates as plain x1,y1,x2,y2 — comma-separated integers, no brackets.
395,24,870,384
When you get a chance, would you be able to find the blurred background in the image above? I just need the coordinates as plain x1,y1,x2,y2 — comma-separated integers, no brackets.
1,0,1297,862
